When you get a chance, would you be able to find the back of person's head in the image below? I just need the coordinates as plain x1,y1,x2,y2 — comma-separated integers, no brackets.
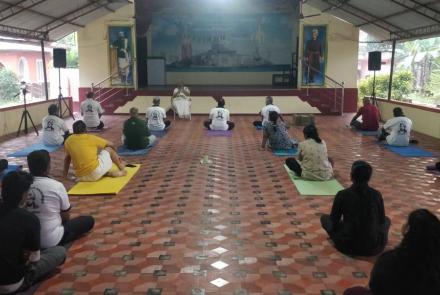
266,96,273,105
363,97,371,105
27,150,50,177
129,107,138,117
48,104,58,116
86,91,94,99
73,120,87,134
351,160,373,185
153,97,160,106
217,98,225,108
393,107,404,117
1,171,33,209
303,124,322,143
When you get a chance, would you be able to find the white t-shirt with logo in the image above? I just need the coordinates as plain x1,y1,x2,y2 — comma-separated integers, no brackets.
383,116,412,146
80,99,104,128
25,177,71,249
261,104,281,124
42,115,68,146
146,106,167,131
209,107,230,131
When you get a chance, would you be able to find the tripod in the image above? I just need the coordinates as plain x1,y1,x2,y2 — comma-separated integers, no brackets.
57,67,75,120
17,87,39,136
371,70,378,107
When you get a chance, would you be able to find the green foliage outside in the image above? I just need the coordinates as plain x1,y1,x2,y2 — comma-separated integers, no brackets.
359,70,413,101
0,68,20,103
57,33,78,68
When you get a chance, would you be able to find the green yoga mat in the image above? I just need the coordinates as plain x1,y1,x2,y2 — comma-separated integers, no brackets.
284,164,343,196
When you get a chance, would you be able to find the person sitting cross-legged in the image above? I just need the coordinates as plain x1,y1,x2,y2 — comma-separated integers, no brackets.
63,120,126,182
261,111,297,150
285,124,334,181
171,80,191,119
80,91,105,130
26,150,95,249
123,107,156,150
378,107,413,146
204,97,235,131
253,96,284,127
321,160,390,256
146,97,171,131
350,97,379,132
42,104,70,146
344,209,440,295
0,171,66,294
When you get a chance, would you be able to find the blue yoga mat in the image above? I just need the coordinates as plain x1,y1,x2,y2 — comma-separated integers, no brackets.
0,165,22,180
206,130,232,137
117,144,155,156
255,125,263,130
273,148,299,156
383,144,435,157
7,143,62,157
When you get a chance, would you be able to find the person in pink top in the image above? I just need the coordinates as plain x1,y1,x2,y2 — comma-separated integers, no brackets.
350,98,380,131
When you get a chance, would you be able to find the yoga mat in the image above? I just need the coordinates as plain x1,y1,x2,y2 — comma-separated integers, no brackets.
284,164,343,196
7,143,62,157
358,130,379,136
383,144,435,157
0,164,22,180
273,148,298,156
255,125,263,130
68,164,140,195
117,144,155,156
206,130,232,137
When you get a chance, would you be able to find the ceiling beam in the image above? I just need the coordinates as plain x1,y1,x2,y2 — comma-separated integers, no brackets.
390,0,440,24
0,23,47,40
0,0,84,28
322,0,411,38
391,23,440,40
0,0,48,22
408,0,440,15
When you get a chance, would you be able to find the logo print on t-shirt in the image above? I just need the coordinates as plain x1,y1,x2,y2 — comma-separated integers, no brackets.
26,187,45,212
86,105,94,113
216,110,224,119
398,122,407,135
152,110,159,121
45,119,54,131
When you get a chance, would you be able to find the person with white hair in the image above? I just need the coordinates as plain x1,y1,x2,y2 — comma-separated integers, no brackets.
146,97,171,131
171,80,191,119
253,96,283,127
350,97,380,131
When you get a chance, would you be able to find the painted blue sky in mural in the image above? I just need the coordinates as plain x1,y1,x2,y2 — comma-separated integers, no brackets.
151,13,294,71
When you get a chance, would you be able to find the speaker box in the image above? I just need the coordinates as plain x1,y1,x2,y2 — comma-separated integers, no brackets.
53,48,66,68
368,51,382,71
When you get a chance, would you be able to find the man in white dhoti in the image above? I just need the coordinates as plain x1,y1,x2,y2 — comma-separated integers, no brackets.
111,31,131,84
171,80,191,119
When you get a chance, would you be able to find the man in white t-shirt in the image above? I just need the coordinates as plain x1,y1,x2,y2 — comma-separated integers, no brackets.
146,97,171,131
42,104,70,146
253,96,283,127
204,97,235,131
378,107,413,146
26,150,95,248
80,92,105,129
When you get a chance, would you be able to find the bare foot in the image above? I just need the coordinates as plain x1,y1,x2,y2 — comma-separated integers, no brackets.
107,169,127,178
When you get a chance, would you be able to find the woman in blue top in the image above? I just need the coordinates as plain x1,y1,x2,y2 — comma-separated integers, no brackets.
261,111,297,150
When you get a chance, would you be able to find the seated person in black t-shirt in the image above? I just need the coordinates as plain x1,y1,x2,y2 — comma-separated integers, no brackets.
320,160,390,256
344,209,440,295
0,171,66,294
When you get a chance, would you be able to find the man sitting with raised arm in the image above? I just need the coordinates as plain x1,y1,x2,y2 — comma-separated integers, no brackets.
146,97,171,131
64,120,126,182
42,104,70,146
80,92,105,130
26,150,95,249
350,97,380,131
172,80,191,119
253,96,283,127
0,171,66,294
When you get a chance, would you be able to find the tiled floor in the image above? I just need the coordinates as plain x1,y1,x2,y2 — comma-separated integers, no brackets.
1,114,439,295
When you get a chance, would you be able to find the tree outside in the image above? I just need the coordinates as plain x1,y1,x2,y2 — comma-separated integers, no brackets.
0,68,20,106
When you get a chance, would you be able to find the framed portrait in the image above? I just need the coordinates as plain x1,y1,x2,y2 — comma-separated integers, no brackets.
108,25,133,86
302,25,327,86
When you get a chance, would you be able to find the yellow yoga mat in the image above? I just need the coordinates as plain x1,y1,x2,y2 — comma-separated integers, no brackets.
68,164,140,195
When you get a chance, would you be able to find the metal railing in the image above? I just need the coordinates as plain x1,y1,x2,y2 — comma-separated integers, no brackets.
90,63,132,104
301,59,345,115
